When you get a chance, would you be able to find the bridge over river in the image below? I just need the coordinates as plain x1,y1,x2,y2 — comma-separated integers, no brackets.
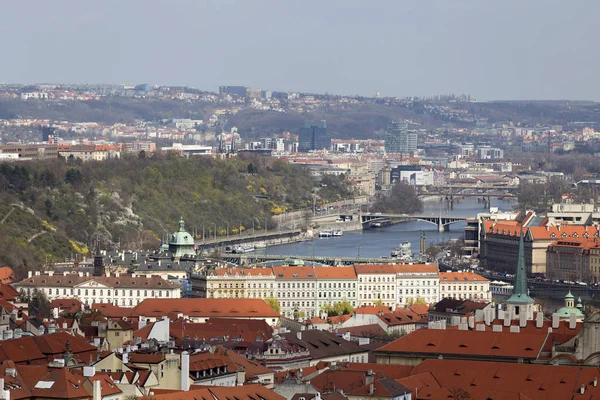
354,213,470,232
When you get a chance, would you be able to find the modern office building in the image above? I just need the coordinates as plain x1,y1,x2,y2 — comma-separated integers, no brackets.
298,120,330,152
384,122,417,154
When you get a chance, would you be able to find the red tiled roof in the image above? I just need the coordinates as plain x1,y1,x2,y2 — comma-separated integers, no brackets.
439,271,488,282
0,282,19,300
132,298,280,319
139,384,285,400
376,328,547,360
354,264,397,274
315,267,357,279
0,267,15,284
411,359,600,400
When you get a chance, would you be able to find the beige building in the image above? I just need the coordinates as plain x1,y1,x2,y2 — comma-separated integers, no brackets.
355,264,398,308
14,271,181,307
105,319,134,351
439,271,490,301
196,267,275,299
546,238,600,283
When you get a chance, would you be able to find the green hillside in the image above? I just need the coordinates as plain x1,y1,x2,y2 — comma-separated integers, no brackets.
0,154,350,278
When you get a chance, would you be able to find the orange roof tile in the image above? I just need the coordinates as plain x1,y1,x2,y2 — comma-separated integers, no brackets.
315,266,357,279
439,271,488,282
354,264,397,274
132,298,280,319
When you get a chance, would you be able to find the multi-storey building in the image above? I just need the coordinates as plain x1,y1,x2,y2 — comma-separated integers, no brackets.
298,120,330,152
546,238,600,283
0,144,58,160
395,264,439,306
439,271,490,302
481,221,600,275
14,271,181,307
384,122,417,154
314,267,357,310
355,264,397,307
198,267,276,299
273,266,318,319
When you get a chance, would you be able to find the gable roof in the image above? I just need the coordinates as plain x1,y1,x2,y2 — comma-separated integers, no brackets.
132,298,280,319
376,328,547,360
282,330,367,360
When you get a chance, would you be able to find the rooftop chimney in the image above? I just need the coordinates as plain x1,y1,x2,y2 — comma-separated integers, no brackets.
503,311,511,327
536,312,543,329
93,380,102,400
519,310,527,328
28,271,33,278
569,313,577,330
510,326,520,333
181,351,190,391
552,313,560,329
492,325,502,332
497,310,505,321
297,331,302,341
369,383,374,395
580,384,585,395
468,316,475,330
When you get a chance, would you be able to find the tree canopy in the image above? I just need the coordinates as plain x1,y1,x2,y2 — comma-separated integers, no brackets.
370,181,423,214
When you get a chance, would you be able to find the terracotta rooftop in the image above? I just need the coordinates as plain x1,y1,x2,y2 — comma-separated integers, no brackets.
411,358,600,400
272,266,317,279
353,264,398,274
376,328,548,360
132,298,280,319
439,271,488,282
315,266,357,279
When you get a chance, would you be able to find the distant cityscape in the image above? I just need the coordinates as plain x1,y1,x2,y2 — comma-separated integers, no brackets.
2,81,600,400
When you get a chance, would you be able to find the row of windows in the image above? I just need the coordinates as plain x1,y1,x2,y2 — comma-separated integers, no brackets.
399,288,437,295
31,287,172,298
360,293,394,299
398,280,438,286
318,291,353,298
441,285,487,292
213,283,274,289
318,282,356,289
359,285,394,291
281,301,315,308
278,291,315,299
359,276,394,283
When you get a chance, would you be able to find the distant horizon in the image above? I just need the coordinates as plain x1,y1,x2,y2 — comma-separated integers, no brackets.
2,81,600,104
2,1,598,101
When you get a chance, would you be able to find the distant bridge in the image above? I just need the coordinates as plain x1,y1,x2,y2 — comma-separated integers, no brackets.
356,214,470,232
221,253,399,266
416,185,518,199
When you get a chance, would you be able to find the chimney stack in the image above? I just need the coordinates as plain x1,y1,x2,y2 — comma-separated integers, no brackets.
297,331,302,341
93,380,102,400
468,316,475,329
569,313,577,330
519,310,527,328
552,313,560,329
181,351,190,391
536,312,543,329
503,311,511,327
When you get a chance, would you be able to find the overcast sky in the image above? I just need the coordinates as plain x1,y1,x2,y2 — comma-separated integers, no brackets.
1,1,598,100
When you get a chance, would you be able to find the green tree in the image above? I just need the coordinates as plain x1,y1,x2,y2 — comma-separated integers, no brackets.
29,290,52,318
370,181,423,214
373,299,384,306
265,298,280,314
321,301,354,317
247,162,258,175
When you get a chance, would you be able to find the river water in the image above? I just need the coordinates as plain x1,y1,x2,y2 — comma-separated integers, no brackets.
261,197,518,259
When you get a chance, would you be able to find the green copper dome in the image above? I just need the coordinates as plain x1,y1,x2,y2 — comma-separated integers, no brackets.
556,290,584,319
169,217,195,246
168,217,196,259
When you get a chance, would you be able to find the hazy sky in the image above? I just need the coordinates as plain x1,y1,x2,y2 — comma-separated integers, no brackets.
2,1,598,100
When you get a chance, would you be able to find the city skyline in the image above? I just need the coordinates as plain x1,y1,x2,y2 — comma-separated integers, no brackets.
1,0,599,101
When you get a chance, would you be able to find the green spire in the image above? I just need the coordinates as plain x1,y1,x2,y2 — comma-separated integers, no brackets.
507,230,534,304
178,216,185,232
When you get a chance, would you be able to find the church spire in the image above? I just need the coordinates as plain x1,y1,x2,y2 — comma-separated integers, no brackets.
178,216,186,232
507,229,534,305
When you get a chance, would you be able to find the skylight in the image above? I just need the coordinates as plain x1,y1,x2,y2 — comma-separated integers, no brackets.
34,381,55,389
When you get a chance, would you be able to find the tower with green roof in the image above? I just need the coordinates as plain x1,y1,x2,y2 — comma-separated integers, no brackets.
168,217,196,259
555,290,584,321
506,230,535,320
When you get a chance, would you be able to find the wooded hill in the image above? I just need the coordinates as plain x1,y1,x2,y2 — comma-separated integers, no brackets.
0,154,351,278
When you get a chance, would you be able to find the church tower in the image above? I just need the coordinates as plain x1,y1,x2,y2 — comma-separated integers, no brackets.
93,241,105,276
506,230,535,320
